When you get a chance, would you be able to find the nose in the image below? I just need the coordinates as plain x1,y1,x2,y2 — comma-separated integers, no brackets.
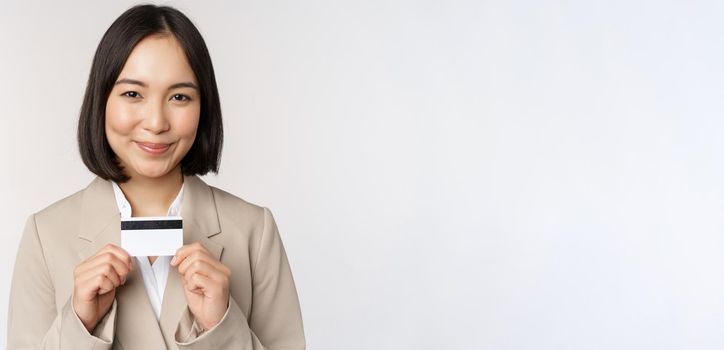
141,99,170,134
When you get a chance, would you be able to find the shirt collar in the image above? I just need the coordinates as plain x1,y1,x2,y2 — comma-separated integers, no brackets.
111,181,185,218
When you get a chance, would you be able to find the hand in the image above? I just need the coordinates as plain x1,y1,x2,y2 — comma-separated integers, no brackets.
171,242,231,331
72,243,132,332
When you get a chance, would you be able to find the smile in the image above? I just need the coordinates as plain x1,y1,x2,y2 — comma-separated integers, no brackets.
135,141,172,155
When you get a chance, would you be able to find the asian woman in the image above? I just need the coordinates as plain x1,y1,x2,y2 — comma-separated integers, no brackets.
7,4,305,349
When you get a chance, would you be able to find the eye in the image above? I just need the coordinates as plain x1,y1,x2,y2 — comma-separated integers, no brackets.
171,94,192,102
121,91,141,98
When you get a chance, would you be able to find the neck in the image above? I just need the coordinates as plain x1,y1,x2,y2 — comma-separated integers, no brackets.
118,167,183,217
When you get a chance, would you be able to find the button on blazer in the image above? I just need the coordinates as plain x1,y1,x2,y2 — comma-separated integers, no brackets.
7,175,305,349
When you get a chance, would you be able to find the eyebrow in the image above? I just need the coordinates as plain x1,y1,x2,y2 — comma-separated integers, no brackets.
114,78,198,91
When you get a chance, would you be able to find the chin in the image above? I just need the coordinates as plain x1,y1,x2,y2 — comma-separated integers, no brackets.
133,165,175,179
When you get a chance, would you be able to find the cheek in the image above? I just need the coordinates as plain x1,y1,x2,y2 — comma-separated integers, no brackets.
172,106,201,141
105,97,137,137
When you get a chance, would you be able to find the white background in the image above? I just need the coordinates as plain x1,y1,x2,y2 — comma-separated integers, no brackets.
2,1,724,349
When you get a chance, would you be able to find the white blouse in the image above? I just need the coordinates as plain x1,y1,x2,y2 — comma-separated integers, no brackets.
111,181,184,321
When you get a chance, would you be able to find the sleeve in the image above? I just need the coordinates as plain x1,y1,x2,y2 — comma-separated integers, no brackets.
174,207,306,349
7,214,117,349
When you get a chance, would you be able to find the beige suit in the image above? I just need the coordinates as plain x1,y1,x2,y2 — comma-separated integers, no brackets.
7,175,305,349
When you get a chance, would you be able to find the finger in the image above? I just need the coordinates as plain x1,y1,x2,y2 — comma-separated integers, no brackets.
183,259,227,285
172,242,207,266
171,242,209,266
185,272,215,296
180,275,204,295
78,274,117,298
84,252,131,278
81,264,122,289
96,276,116,295
94,244,133,270
77,252,131,280
178,250,215,274
76,244,133,275
177,251,229,277
183,268,228,300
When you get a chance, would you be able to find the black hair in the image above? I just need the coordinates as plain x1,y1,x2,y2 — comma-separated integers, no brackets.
77,4,223,182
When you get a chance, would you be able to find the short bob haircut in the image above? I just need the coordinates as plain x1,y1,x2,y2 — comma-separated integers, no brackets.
78,4,223,183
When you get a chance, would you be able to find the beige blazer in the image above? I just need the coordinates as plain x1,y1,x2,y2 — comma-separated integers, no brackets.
7,175,305,349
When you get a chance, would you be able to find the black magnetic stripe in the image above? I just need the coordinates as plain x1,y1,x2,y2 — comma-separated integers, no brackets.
121,220,182,230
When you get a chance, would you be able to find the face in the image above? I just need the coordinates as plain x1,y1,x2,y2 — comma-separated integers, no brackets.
105,33,200,181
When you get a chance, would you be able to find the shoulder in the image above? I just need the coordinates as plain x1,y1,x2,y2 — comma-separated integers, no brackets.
32,187,86,235
202,184,284,270
207,185,270,230
28,176,111,247
19,183,92,270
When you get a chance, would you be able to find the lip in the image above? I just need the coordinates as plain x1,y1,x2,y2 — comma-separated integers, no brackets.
135,141,172,155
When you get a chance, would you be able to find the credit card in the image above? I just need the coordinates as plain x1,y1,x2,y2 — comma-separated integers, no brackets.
121,216,183,256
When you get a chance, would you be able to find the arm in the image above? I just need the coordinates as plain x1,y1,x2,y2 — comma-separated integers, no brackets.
7,214,117,349
175,207,306,349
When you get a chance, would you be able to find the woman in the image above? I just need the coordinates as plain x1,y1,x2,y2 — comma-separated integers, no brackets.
7,4,305,349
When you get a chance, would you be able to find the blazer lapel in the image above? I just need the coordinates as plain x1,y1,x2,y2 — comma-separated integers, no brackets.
159,175,223,347
76,176,167,349
115,257,168,349
76,176,121,262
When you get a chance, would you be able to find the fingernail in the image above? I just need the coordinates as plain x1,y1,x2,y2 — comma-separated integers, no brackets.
171,256,177,265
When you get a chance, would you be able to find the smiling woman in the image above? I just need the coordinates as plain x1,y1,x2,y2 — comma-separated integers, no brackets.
77,6,222,185
7,4,305,350
105,34,201,183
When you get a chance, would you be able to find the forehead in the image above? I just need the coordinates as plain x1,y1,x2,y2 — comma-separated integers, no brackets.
117,34,197,86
